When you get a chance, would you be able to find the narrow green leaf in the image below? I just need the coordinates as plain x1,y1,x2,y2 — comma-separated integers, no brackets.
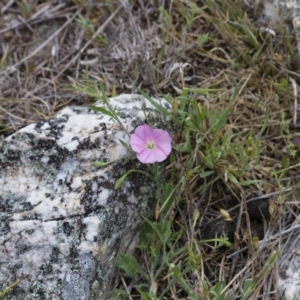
159,185,176,215
114,173,128,189
258,110,269,137
254,251,279,285
200,170,215,178
89,105,114,118
239,180,260,186
228,172,238,184
213,109,229,132
192,209,200,230
94,161,112,167
209,281,226,300
240,279,254,300
185,87,223,95
118,139,132,152
138,88,171,117
136,289,160,300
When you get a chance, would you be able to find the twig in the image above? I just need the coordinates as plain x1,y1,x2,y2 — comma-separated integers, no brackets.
290,77,298,126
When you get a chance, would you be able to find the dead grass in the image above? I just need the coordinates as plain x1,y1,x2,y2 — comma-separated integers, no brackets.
1,0,300,299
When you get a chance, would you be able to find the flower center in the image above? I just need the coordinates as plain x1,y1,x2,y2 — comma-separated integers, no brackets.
146,141,155,150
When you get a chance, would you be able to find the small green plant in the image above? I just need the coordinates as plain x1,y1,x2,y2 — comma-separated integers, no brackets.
16,1,31,19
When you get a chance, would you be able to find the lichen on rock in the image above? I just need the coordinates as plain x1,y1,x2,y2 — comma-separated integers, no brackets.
0,94,171,299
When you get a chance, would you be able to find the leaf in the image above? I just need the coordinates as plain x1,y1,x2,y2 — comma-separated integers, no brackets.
185,87,223,95
239,180,260,186
240,279,254,300
209,281,226,300
107,289,130,299
158,185,176,215
94,161,112,167
227,172,238,184
117,254,142,278
136,289,160,300
89,105,114,118
114,173,129,189
138,88,171,117
192,209,200,230
200,170,215,178
212,109,229,132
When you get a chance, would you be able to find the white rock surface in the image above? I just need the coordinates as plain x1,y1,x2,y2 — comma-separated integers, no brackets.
278,223,300,300
0,94,171,299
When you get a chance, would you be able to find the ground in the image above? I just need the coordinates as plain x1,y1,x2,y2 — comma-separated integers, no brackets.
1,0,300,299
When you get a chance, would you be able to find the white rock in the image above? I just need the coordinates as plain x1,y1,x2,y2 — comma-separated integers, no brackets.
0,94,171,299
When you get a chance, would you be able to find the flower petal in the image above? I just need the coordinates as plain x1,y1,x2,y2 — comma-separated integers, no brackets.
152,129,172,157
134,124,155,140
153,129,172,144
129,133,146,153
136,149,157,164
155,142,172,158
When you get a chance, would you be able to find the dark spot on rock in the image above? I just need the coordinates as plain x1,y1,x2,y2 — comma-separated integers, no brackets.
34,138,56,150
48,155,62,165
25,229,34,235
29,154,43,161
65,175,73,188
63,222,74,236
119,111,129,118
17,244,29,255
24,133,35,143
3,149,20,161
57,278,63,287
77,137,93,151
69,245,79,260
45,193,51,198
50,246,60,263
72,108,82,114
279,269,288,280
35,287,46,297
99,122,106,130
41,263,53,275
94,137,101,147
34,121,45,133
21,202,33,211
0,147,21,168
0,220,10,235
14,261,23,269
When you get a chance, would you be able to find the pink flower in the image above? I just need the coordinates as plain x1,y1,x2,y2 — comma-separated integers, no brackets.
129,124,172,164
